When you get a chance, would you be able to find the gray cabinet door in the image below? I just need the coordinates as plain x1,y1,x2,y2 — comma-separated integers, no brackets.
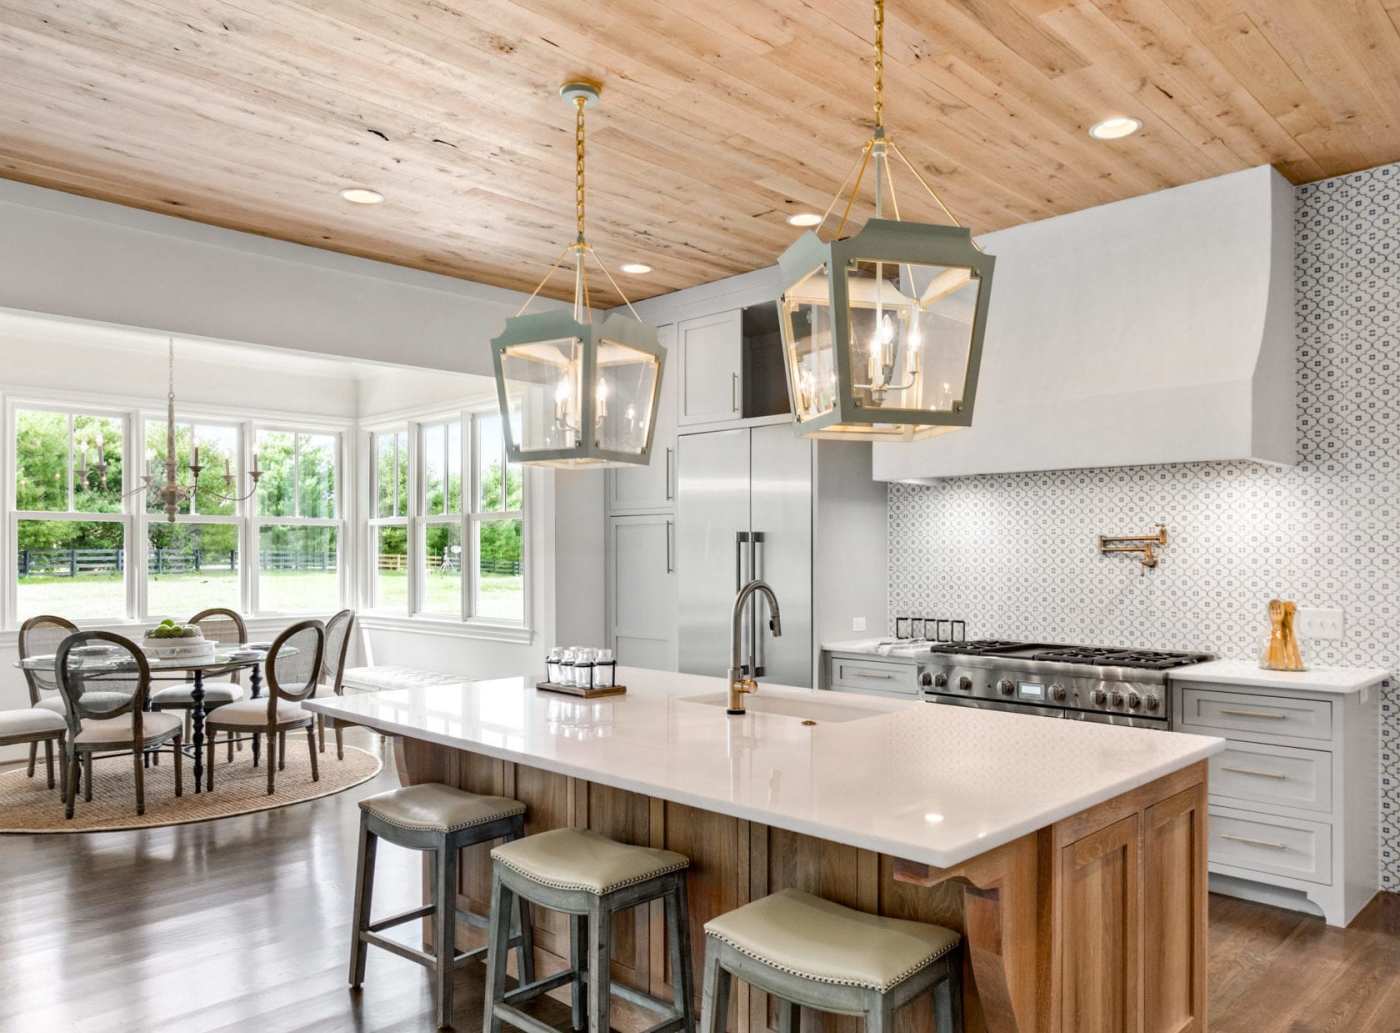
749,423,813,687
609,323,677,513
608,514,677,671
677,309,742,426
676,427,750,678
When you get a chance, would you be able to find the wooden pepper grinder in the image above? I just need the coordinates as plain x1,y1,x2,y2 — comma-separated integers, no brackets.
1260,598,1306,671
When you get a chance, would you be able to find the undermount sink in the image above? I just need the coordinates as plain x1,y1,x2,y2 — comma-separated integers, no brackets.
680,691,884,724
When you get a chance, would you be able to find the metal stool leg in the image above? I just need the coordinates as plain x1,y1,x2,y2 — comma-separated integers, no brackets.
933,953,963,1033
587,899,612,1033
666,875,697,1033
349,812,378,988
698,944,732,1033
433,840,459,1029
484,869,513,1033
570,913,587,1032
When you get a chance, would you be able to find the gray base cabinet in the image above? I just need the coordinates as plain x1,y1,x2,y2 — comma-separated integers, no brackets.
607,514,677,672
1173,676,1383,927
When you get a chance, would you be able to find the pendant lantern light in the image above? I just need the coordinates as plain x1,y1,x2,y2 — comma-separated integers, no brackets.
776,0,995,441
491,82,666,467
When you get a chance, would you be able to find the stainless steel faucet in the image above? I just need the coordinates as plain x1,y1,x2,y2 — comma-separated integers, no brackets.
727,579,782,714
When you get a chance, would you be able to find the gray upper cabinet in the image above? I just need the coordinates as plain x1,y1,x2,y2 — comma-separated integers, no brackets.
609,323,677,514
677,309,742,426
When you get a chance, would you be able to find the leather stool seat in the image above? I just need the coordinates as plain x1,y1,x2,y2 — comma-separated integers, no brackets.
360,783,525,834
491,826,689,895
705,888,960,992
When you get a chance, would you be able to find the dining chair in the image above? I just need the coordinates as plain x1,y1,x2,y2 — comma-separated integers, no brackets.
149,607,248,760
316,609,355,759
17,614,77,786
205,620,325,795
55,631,184,819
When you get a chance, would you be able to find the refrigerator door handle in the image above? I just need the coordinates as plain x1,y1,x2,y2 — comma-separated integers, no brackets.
735,531,751,675
751,531,766,676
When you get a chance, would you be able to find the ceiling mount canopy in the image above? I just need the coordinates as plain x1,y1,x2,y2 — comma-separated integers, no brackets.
490,80,666,469
776,0,996,442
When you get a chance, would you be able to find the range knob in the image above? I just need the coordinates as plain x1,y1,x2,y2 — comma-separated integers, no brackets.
933,672,948,689
1144,695,1161,713
1126,691,1142,711
958,675,974,692
1110,691,1126,709
1090,688,1109,706
1051,683,1067,703
997,678,1016,697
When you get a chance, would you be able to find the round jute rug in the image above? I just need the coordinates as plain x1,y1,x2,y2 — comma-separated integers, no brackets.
0,742,382,834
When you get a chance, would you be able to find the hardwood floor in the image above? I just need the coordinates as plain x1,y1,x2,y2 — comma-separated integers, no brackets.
2,734,1398,1033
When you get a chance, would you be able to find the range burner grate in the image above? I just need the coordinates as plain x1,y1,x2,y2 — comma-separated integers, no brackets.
1028,646,1212,670
925,639,1025,655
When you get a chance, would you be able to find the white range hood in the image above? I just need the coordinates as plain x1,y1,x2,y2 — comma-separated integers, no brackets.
872,165,1296,481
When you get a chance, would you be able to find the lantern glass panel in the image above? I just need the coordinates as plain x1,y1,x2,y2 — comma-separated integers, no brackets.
844,257,980,417
499,337,584,454
594,339,659,456
780,266,838,423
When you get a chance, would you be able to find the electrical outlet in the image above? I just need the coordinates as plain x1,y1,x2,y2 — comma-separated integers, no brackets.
851,616,867,632
1296,607,1344,640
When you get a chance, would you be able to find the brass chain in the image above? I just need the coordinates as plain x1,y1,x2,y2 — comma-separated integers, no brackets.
574,95,587,245
873,0,885,130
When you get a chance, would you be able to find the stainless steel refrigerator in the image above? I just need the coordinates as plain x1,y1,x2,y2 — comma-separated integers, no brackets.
675,424,813,687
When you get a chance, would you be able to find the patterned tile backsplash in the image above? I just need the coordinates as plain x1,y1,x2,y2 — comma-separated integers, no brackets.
887,161,1400,888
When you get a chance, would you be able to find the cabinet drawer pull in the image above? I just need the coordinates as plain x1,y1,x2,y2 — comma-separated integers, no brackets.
1218,708,1288,720
1221,765,1288,781
847,670,894,679
1221,833,1288,851
731,372,739,413
665,520,674,574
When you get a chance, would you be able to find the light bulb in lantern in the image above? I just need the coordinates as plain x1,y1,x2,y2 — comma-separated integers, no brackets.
906,317,923,377
554,376,572,424
595,377,609,421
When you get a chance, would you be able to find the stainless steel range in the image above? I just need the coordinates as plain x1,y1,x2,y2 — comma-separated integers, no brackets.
917,640,1213,730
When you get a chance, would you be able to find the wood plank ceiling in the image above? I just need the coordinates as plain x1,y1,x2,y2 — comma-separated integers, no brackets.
2,1,1398,306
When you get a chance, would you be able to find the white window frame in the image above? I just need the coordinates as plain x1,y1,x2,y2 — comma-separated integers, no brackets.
361,405,530,637
134,412,245,620
465,407,528,629
418,416,465,618
3,391,348,628
249,423,347,617
366,426,411,614
6,400,135,626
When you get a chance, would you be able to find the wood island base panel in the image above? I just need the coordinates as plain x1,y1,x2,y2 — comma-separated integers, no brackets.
395,738,1208,1033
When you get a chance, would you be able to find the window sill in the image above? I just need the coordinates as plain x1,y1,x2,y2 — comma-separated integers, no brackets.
357,612,535,646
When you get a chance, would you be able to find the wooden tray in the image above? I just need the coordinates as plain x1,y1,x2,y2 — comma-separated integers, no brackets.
536,680,627,699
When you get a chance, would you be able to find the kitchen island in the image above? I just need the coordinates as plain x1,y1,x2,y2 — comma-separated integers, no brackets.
307,668,1224,1033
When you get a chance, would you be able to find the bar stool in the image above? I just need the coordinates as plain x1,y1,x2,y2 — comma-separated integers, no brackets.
484,827,697,1033
699,889,963,1033
349,783,534,1029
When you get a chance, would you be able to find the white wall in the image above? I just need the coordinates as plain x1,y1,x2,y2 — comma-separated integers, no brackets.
0,178,549,377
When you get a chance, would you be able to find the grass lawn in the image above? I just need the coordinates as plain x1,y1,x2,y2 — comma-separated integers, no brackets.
18,569,524,622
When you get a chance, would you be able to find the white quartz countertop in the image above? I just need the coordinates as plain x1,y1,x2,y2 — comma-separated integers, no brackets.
823,638,927,658
1170,659,1392,695
305,667,1223,869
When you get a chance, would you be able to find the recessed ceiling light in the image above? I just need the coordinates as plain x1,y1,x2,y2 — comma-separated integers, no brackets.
620,262,652,275
787,212,823,227
1089,116,1142,141
923,812,945,824
339,187,384,205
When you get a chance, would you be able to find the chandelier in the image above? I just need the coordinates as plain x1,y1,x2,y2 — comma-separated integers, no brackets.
130,340,262,522
490,81,666,468
775,0,996,441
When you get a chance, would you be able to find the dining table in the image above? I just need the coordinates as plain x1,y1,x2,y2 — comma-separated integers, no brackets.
17,646,276,793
